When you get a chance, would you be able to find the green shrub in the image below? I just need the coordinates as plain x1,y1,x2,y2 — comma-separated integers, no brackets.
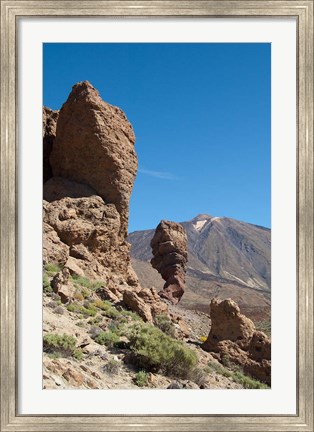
120,309,142,321
71,274,92,288
94,331,119,348
154,314,176,337
88,315,103,325
67,302,97,317
71,275,104,291
127,322,198,378
43,273,53,294
93,299,122,318
43,333,83,360
73,350,83,361
44,263,61,277
102,307,121,319
103,359,120,375
207,360,232,378
134,371,148,387
73,291,84,301
232,371,268,389
207,360,268,389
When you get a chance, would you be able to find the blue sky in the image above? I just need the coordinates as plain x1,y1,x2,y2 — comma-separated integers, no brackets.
43,43,271,232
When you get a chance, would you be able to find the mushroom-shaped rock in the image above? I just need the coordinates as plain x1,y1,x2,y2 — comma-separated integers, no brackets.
150,220,188,304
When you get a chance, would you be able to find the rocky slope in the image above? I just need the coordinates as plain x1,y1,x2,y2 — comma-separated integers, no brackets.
128,214,271,322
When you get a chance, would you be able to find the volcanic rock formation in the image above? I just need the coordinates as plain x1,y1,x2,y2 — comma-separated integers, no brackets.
150,220,188,304
43,81,139,292
49,80,137,238
201,298,271,385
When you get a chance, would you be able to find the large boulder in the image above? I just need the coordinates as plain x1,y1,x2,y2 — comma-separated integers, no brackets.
202,298,255,351
201,298,271,385
150,220,188,304
123,287,168,322
49,80,137,238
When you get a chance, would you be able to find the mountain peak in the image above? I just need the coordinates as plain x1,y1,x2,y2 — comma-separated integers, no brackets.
192,213,212,221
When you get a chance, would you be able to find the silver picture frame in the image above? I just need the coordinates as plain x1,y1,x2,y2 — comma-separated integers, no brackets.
1,1,313,431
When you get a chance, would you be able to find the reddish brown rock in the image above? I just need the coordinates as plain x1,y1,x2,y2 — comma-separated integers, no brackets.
150,220,188,304
201,298,255,351
123,287,168,322
43,107,59,183
51,268,75,303
43,179,138,290
217,340,271,385
43,221,69,267
62,368,85,387
202,298,271,385
248,331,271,361
49,80,137,238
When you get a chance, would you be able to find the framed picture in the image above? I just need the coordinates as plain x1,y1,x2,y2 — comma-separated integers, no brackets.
1,1,313,431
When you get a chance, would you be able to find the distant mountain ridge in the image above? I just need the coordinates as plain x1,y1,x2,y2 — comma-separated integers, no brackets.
128,214,271,321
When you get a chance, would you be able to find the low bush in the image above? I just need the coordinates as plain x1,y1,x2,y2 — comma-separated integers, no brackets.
207,360,268,389
94,331,119,348
103,359,120,375
67,302,97,317
232,371,268,389
154,314,176,337
120,309,142,321
92,299,121,318
127,322,198,378
43,273,53,295
134,371,148,387
71,274,104,291
54,306,64,315
73,291,84,301
43,333,83,360
44,263,62,277
88,315,103,325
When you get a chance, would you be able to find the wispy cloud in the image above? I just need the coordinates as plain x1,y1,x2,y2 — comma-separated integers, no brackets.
138,168,180,181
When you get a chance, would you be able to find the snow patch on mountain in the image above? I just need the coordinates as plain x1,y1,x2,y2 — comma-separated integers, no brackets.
193,220,208,231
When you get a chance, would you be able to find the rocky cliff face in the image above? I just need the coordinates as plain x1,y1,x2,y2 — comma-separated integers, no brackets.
49,80,137,238
43,81,139,293
150,220,188,304
201,299,271,385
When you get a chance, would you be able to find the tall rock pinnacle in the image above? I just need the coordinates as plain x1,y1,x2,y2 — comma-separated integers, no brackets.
49,80,138,238
150,220,188,304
